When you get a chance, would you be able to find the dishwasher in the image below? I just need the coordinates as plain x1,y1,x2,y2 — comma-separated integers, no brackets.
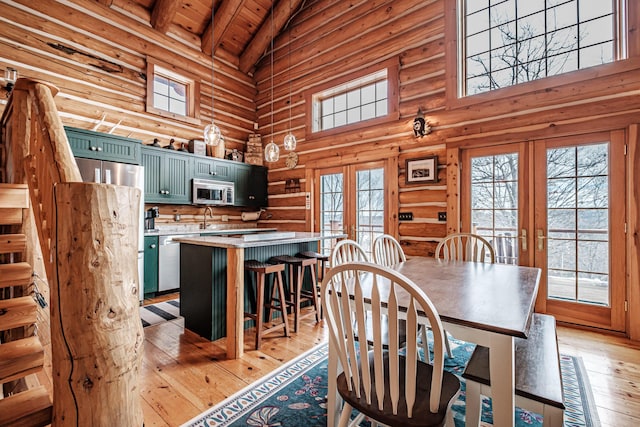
158,235,188,292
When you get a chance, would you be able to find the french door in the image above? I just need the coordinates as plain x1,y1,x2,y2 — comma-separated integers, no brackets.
462,132,626,332
314,161,389,259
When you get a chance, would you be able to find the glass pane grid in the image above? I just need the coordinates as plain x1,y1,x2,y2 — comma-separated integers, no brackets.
154,74,188,115
470,153,519,264
317,80,387,132
319,173,343,256
546,144,609,306
463,0,616,95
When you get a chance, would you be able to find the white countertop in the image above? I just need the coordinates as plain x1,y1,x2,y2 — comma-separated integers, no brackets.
144,227,276,237
175,231,346,248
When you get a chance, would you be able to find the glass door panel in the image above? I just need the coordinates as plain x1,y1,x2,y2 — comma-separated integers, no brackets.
315,162,387,260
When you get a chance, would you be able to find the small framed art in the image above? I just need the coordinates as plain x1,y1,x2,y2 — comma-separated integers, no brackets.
406,156,438,184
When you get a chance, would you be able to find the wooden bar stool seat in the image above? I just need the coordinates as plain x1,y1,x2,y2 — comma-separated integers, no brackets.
244,259,291,350
268,255,320,332
296,251,329,319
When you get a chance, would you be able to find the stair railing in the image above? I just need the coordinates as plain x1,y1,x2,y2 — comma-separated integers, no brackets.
1,78,144,426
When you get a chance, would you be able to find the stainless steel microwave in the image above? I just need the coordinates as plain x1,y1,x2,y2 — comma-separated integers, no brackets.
192,178,234,206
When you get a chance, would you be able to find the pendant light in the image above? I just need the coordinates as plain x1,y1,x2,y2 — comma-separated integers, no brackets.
282,0,296,152
264,3,280,162
204,3,221,146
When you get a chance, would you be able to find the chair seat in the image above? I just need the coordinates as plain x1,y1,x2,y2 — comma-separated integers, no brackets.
269,255,316,267
245,260,285,274
297,251,329,262
337,352,460,427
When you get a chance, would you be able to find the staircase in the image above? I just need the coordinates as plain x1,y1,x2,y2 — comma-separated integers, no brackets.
0,183,52,426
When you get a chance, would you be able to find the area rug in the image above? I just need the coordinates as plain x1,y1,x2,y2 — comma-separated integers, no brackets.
181,337,600,427
140,299,180,327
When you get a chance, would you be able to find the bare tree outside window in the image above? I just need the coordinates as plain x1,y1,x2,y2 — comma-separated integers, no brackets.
463,0,616,96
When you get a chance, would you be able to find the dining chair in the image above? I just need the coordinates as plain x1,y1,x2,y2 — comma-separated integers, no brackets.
435,232,496,359
435,233,496,263
372,234,406,266
331,238,369,266
322,261,461,427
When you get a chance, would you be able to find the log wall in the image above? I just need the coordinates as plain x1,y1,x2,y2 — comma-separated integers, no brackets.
1,0,639,336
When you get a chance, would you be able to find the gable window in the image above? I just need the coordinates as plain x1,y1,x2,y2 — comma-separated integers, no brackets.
146,58,201,124
460,0,622,96
307,59,399,136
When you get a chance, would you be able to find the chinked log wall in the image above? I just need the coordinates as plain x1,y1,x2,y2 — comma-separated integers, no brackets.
0,0,638,337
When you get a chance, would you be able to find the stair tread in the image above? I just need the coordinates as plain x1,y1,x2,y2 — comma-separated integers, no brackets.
0,262,32,289
0,385,52,427
0,184,29,209
0,296,37,331
0,233,27,254
0,336,44,384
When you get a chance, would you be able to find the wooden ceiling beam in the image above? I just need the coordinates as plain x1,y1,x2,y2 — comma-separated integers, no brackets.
239,0,304,75
201,0,247,56
96,0,113,6
151,0,182,34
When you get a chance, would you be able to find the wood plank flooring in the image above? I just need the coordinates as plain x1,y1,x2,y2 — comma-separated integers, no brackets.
140,298,640,426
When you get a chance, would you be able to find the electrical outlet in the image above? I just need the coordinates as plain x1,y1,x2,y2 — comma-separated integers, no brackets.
399,212,413,221
438,211,447,221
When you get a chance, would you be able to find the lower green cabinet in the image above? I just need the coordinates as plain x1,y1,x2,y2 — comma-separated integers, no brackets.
144,236,159,295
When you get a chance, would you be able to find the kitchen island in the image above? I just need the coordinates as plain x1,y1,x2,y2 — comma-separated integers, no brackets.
175,231,345,359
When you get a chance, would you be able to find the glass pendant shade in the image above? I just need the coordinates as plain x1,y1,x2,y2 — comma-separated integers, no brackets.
204,122,221,146
283,132,297,151
264,141,280,162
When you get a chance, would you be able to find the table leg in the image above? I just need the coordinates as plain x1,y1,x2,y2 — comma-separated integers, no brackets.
327,338,341,427
226,247,244,359
489,334,515,427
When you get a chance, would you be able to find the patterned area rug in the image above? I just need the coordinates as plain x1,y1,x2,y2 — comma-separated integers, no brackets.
140,299,180,327
181,337,600,427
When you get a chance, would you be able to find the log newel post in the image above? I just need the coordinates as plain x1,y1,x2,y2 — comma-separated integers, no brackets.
51,182,144,426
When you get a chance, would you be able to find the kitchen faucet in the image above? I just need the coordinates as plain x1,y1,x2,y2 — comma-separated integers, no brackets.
203,206,214,229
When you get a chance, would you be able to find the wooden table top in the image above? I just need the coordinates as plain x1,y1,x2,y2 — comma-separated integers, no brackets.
360,257,541,338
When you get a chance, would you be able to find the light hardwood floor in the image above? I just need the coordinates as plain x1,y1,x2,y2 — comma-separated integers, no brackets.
140,298,640,426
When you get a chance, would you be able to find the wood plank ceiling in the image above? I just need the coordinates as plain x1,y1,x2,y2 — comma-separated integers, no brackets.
103,0,304,75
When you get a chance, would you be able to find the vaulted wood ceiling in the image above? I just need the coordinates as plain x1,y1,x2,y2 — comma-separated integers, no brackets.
100,0,303,75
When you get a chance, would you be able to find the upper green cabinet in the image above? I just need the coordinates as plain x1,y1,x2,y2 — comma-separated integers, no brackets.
141,145,192,204
234,163,268,208
193,157,235,181
65,126,141,165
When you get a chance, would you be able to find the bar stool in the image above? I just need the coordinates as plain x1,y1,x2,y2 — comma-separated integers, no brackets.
296,251,329,319
268,255,319,332
244,260,291,350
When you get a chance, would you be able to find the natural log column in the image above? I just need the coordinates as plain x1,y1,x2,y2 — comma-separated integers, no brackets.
51,182,143,426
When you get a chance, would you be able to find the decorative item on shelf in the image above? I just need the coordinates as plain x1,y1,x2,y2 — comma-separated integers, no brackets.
151,138,161,147
203,3,222,147
245,134,264,165
264,2,280,163
227,148,242,162
413,107,432,138
178,142,189,152
214,134,226,158
284,178,301,193
165,138,177,150
3,67,17,97
188,139,206,155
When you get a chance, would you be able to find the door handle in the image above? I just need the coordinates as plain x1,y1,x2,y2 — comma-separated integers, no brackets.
520,229,527,252
537,229,546,251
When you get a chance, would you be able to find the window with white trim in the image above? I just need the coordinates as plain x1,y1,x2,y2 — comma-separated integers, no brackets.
311,69,389,133
146,58,201,123
460,0,623,96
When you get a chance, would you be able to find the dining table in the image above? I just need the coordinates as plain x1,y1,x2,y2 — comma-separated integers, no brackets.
325,256,541,427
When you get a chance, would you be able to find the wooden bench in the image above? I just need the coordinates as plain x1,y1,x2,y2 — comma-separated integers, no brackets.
462,313,565,427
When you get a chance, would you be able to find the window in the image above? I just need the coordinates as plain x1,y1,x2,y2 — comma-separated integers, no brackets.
307,59,399,136
460,0,621,96
146,58,201,124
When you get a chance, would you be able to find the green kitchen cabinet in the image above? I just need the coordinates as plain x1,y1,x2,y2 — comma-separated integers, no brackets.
234,163,268,208
193,156,235,181
65,126,141,164
143,235,159,296
141,145,192,204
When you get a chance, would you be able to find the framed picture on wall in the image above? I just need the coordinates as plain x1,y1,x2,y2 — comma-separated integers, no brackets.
406,156,438,184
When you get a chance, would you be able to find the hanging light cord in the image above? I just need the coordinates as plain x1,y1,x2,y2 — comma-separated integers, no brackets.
211,5,215,124
287,0,292,132
270,6,274,143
